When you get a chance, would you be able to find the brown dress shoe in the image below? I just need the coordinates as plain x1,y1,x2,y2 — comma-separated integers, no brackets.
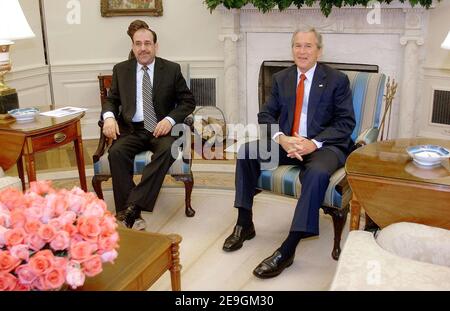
222,224,255,252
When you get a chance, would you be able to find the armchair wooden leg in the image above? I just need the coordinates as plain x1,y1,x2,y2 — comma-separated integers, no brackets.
173,175,195,217
322,205,349,261
92,175,109,200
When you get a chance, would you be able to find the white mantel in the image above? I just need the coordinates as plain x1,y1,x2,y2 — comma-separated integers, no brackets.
218,3,432,138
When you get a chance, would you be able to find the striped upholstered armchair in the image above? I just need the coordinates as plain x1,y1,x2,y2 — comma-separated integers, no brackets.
92,63,195,217
256,65,386,260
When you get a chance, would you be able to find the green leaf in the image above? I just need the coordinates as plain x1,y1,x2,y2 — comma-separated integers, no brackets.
204,0,440,17
277,0,294,11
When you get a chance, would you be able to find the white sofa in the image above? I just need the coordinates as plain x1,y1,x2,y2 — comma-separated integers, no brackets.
330,222,450,291
0,167,22,191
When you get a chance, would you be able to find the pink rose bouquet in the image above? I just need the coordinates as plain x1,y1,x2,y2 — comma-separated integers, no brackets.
0,181,119,291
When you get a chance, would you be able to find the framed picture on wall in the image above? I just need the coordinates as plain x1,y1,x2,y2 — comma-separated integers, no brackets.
101,0,163,17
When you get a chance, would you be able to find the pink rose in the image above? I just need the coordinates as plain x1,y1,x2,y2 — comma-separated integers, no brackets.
98,232,119,252
10,209,26,229
4,227,26,247
77,216,101,241
24,219,41,234
38,224,57,242
14,282,31,291
100,214,118,235
70,241,94,261
0,271,18,291
48,218,63,230
15,264,37,284
83,201,106,218
0,188,26,210
28,250,53,275
82,255,103,277
24,205,44,220
25,233,46,252
29,180,53,195
64,223,77,237
50,231,70,251
59,211,77,225
10,244,30,261
100,249,118,263
0,210,10,228
31,275,47,291
44,267,65,290
0,225,7,246
66,263,85,289
0,250,21,272
53,257,68,270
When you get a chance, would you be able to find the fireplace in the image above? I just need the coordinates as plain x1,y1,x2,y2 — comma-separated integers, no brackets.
218,3,432,139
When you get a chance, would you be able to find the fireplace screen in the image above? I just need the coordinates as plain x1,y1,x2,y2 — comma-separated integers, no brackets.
258,61,379,111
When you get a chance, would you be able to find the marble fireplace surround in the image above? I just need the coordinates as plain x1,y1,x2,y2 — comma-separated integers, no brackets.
218,3,431,138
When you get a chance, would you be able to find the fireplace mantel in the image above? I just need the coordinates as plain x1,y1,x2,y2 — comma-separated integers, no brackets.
218,3,433,138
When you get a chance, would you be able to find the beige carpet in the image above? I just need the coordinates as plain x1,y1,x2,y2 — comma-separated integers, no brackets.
102,188,350,291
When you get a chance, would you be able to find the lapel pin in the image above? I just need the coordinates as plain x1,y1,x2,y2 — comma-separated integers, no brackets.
319,84,324,88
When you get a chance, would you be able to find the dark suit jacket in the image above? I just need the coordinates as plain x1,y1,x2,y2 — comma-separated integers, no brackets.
102,57,195,134
258,63,355,162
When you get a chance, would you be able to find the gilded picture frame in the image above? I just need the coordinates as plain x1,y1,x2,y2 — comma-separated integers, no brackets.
101,0,163,17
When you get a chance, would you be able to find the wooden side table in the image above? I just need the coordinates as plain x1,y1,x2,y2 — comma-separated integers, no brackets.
0,112,87,191
345,138,450,231
79,228,182,291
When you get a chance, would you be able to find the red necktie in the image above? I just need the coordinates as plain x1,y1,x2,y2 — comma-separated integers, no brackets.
291,73,306,136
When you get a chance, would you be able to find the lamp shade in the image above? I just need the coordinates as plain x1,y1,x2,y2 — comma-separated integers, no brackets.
442,31,450,50
0,0,35,43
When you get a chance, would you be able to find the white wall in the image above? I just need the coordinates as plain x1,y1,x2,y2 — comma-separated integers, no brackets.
419,0,450,138
425,0,450,69
5,0,51,111
41,0,224,138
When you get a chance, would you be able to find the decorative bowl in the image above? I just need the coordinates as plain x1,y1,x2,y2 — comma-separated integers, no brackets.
406,145,450,167
8,107,39,122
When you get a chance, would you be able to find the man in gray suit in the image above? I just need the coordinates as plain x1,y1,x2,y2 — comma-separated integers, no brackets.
102,26,195,230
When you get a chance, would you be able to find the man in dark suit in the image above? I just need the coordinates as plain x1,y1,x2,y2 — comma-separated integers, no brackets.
102,26,195,230
222,28,355,278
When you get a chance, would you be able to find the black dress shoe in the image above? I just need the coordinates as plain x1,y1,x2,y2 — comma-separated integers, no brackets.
253,250,294,279
116,204,140,228
222,224,256,252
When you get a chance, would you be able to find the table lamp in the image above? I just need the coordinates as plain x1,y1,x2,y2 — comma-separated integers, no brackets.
442,30,450,50
0,0,35,114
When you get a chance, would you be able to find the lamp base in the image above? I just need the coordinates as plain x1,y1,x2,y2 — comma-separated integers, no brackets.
0,89,19,114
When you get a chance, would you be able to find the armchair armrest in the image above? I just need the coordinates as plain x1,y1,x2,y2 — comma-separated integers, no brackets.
92,120,111,163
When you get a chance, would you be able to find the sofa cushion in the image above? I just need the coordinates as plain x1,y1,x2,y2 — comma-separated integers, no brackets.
376,222,450,267
330,230,450,291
